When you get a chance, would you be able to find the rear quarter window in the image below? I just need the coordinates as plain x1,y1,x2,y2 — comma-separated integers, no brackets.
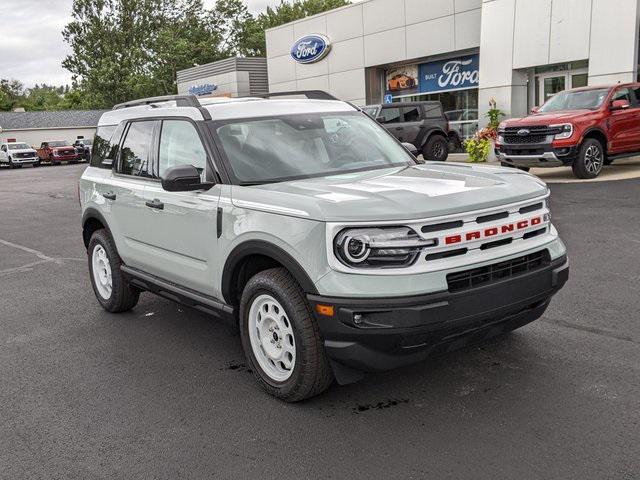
90,124,120,168
423,104,443,118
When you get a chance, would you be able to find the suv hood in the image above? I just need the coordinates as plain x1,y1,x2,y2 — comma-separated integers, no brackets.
231,163,548,222
8,148,36,154
505,109,594,125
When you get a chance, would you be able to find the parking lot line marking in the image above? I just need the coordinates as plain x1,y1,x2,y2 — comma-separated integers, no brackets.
0,238,59,263
0,259,53,276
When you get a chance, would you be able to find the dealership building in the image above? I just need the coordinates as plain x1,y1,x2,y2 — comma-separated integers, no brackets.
264,0,640,137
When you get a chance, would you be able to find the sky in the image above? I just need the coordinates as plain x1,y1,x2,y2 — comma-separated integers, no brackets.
0,0,283,88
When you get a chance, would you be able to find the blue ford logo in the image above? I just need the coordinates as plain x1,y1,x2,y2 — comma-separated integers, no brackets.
291,35,331,64
517,129,530,136
189,84,217,96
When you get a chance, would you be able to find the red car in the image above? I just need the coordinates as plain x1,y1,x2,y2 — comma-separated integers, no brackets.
496,83,640,179
36,140,81,165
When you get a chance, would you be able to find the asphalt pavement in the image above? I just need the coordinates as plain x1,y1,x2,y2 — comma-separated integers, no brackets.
1,163,638,479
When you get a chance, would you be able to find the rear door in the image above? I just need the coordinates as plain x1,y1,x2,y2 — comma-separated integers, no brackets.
608,87,637,153
107,120,159,270
140,119,220,296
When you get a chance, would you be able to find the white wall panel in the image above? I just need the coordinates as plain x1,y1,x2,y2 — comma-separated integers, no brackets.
406,16,455,59
479,0,516,88
455,0,482,12
405,0,454,24
326,4,363,42
269,81,297,93
266,25,294,59
512,0,551,69
363,0,405,35
297,75,330,92
588,0,638,78
364,27,407,66
295,56,330,80
293,15,327,39
328,37,365,74
548,0,591,64
267,55,296,84
329,69,366,101
455,8,481,50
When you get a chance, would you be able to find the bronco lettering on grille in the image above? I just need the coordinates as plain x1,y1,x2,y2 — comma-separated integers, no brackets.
444,216,543,245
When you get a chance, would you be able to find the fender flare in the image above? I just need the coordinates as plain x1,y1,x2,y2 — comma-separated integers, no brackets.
418,128,448,151
81,207,113,248
221,240,319,304
580,126,609,150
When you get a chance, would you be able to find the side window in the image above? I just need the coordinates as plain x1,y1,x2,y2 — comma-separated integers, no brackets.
632,86,640,105
612,88,632,103
1,145,6,152
400,106,420,122
158,120,207,179
118,121,155,177
423,104,443,118
381,107,402,124
90,124,119,168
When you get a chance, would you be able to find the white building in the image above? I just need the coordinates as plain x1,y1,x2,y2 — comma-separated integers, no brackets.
0,110,106,147
266,0,640,136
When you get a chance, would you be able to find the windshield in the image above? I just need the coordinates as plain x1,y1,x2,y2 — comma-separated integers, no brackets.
539,88,610,112
48,141,69,147
215,112,415,184
8,143,30,150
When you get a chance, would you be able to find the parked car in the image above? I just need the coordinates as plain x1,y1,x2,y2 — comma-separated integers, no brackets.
0,141,40,168
363,102,450,161
497,83,640,179
37,140,81,165
73,138,93,161
79,91,568,401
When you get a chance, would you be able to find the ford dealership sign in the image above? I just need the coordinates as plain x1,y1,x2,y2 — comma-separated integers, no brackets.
189,84,217,96
419,54,479,94
291,35,331,64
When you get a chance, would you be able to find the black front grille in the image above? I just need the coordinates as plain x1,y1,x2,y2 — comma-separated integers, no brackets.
504,134,548,144
17,152,34,158
446,250,550,293
503,148,545,156
503,125,561,136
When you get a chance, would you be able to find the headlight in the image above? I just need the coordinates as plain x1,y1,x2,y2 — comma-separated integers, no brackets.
551,123,573,140
334,227,435,268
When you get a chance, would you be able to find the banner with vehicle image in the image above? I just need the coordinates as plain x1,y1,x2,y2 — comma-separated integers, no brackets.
385,65,419,94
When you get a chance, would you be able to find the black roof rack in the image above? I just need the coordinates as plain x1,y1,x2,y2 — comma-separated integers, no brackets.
112,94,211,120
112,94,203,110
253,90,338,101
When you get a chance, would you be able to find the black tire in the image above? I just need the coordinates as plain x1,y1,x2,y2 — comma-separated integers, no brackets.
87,229,139,313
572,138,604,179
32,161,40,168
239,267,333,402
8,158,15,169
423,134,449,161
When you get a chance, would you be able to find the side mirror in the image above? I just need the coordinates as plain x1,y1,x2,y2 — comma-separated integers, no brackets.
611,99,630,111
161,164,213,192
530,106,540,114
375,116,385,124
402,142,418,156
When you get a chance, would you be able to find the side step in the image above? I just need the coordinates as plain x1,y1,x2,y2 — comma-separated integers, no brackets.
121,265,235,322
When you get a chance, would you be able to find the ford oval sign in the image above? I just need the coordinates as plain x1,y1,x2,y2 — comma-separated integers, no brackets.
291,35,331,64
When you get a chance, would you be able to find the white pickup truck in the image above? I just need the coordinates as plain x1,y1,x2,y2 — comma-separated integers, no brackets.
0,141,40,168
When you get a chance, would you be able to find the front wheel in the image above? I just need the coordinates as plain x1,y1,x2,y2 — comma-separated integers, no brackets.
239,268,333,402
423,135,449,161
572,138,604,179
88,229,140,313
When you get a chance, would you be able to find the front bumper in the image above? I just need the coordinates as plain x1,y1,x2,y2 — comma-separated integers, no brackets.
12,157,39,164
496,142,577,168
308,255,568,380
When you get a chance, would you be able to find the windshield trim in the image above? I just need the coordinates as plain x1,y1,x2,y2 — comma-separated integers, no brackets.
209,110,417,186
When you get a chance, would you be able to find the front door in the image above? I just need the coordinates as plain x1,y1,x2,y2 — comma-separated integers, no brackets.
607,86,639,154
140,119,220,296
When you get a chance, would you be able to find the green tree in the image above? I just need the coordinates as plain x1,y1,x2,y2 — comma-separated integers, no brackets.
239,0,351,56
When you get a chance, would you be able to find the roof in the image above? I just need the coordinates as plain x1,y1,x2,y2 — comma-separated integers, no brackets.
98,98,356,126
0,110,108,130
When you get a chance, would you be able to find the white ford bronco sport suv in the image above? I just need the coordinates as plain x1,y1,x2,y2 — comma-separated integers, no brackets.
80,91,569,401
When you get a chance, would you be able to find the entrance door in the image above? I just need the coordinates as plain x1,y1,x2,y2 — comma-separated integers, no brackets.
540,74,567,104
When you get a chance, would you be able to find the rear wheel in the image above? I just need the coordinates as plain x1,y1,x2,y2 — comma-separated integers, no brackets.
572,138,604,179
423,135,449,161
88,229,139,313
239,268,333,402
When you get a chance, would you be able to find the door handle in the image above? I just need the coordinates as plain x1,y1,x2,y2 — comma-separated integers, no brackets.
102,191,116,201
145,199,164,210
396,127,404,130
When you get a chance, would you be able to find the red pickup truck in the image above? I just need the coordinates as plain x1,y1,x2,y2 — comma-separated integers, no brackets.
36,140,81,165
496,83,640,179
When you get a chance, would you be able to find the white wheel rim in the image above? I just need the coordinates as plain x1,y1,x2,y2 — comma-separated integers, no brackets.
92,245,112,299
248,294,296,382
